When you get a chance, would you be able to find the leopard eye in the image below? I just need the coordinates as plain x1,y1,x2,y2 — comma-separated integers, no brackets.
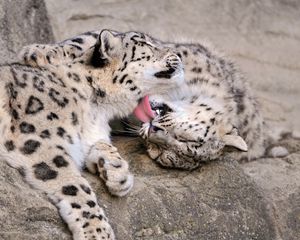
153,103,173,116
155,109,162,115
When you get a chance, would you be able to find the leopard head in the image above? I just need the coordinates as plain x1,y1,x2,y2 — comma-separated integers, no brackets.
139,93,248,170
90,30,184,100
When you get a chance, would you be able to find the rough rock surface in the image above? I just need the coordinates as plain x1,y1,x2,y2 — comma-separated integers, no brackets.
0,0,300,240
242,138,300,240
0,137,279,240
0,0,54,64
44,0,300,134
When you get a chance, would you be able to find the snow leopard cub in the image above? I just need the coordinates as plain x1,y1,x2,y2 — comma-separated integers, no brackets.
138,42,289,170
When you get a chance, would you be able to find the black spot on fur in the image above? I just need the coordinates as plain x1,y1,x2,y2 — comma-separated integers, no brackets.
21,140,41,154
112,76,117,84
40,129,51,139
131,45,136,59
25,96,44,115
53,155,69,168
119,74,128,84
71,37,84,44
71,112,78,125
11,109,19,120
126,79,133,85
47,112,59,121
71,87,78,93
191,67,202,73
56,145,64,151
33,162,58,181
49,88,69,108
47,74,66,88
82,211,90,218
4,140,15,151
87,200,96,208
62,185,78,196
46,55,51,63
20,122,36,134
71,203,81,209
82,222,89,228
10,125,15,133
86,76,93,84
69,44,83,51
57,127,66,137
33,76,45,92
80,184,91,194
204,126,210,138
66,135,73,144
122,53,127,61
68,72,81,82
120,61,128,72
96,88,106,98
11,69,27,88
6,82,18,99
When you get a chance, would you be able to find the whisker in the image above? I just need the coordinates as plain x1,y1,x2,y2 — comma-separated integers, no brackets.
121,119,141,130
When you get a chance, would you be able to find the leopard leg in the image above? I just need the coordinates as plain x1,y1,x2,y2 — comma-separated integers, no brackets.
18,31,101,67
86,141,133,197
18,146,115,240
18,43,83,67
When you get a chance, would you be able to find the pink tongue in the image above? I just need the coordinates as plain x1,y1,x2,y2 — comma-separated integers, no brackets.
133,95,155,122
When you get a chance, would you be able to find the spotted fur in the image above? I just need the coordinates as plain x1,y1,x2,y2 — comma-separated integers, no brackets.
3,29,184,239
140,42,287,169
19,30,286,171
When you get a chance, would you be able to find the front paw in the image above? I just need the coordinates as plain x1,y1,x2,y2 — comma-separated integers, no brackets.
99,157,134,197
86,143,134,197
18,44,60,67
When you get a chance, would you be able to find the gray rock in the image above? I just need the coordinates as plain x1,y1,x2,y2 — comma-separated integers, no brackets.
242,138,300,240
0,0,54,64
0,137,278,240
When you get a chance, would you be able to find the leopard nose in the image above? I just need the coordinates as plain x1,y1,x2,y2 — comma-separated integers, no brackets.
166,54,182,69
150,125,164,133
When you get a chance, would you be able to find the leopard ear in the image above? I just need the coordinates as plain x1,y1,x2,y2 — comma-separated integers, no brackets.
222,134,248,152
99,29,122,59
90,30,121,67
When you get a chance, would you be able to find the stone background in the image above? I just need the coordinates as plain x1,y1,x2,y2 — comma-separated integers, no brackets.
44,0,300,134
0,0,299,239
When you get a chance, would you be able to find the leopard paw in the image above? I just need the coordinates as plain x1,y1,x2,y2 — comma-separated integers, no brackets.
18,44,62,67
86,143,134,197
98,157,134,197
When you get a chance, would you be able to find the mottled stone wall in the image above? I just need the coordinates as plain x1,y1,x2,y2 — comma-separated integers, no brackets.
44,0,300,132
0,0,54,64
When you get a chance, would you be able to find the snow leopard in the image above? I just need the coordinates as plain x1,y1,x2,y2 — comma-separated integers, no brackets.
1,29,184,239
19,29,287,172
